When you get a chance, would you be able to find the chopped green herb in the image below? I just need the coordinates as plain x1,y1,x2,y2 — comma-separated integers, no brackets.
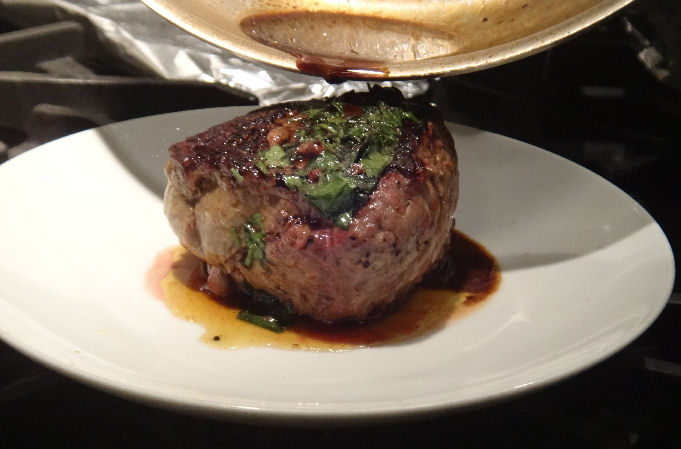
231,227,241,248
254,160,268,174
300,173,354,219
304,108,323,119
255,99,419,225
240,213,267,269
257,145,288,169
359,148,393,178
284,175,303,189
305,150,342,173
237,310,285,333
229,167,243,183
335,210,353,229
235,284,295,332
331,99,344,113
239,283,295,323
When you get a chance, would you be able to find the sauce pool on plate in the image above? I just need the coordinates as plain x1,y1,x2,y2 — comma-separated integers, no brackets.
147,231,500,351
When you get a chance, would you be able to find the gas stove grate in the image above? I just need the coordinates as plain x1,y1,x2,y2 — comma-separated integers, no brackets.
0,19,256,162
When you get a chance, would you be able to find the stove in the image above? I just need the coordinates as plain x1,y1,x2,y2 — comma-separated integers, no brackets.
1,1,679,448
0,18,256,161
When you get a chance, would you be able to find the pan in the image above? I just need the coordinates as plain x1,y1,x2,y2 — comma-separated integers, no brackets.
140,0,633,79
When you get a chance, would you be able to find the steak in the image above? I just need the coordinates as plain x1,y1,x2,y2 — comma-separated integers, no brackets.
164,87,458,322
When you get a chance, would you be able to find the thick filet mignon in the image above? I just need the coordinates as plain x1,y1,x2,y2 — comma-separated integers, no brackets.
164,87,458,322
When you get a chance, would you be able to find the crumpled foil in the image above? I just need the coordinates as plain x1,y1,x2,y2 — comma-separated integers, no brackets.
1,0,429,104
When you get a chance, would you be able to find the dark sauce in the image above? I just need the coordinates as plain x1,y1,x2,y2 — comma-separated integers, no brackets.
149,230,500,350
293,54,390,83
423,231,501,300
239,11,396,82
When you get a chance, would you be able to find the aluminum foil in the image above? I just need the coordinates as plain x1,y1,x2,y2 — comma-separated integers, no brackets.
0,0,428,104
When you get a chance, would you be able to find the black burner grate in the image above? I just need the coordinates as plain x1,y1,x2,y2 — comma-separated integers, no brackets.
0,19,256,161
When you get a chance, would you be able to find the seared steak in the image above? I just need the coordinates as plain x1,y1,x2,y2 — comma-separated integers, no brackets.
164,87,458,322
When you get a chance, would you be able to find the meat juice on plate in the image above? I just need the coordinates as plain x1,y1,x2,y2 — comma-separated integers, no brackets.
147,230,500,351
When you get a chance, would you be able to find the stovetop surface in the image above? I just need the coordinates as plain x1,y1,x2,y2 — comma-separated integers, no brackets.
1,2,679,447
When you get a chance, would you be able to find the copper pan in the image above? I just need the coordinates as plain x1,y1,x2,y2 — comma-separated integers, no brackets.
140,0,633,79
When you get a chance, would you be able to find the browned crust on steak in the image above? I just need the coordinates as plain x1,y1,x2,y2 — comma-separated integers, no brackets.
164,88,458,322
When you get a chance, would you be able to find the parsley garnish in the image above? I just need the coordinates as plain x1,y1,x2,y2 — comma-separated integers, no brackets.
255,100,418,228
236,283,296,332
229,167,243,183
234,213,267,269
237,311,285,333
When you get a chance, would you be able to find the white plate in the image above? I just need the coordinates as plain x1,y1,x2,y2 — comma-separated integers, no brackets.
0,107,674,425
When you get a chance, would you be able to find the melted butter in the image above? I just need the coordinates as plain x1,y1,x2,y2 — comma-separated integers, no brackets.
149,231,500,351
